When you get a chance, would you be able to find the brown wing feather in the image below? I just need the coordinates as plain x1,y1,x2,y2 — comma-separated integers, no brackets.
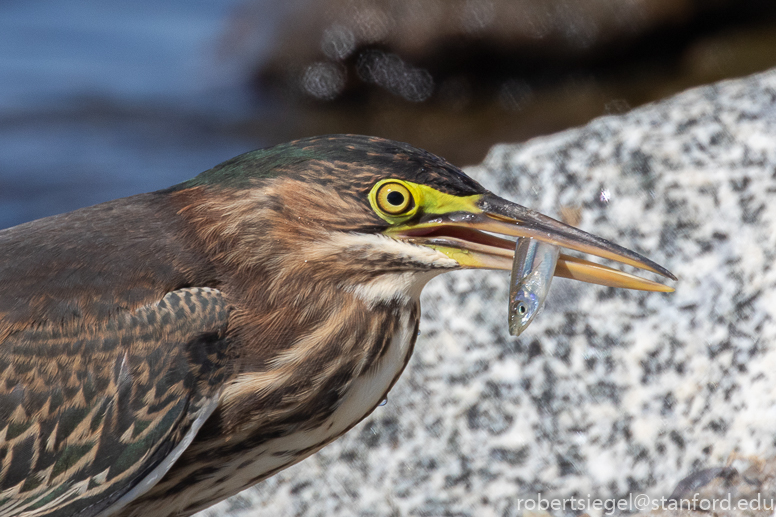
0,193,219,339
0,288,231,517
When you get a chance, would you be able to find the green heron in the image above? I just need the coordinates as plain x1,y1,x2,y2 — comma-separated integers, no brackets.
0,135,674,517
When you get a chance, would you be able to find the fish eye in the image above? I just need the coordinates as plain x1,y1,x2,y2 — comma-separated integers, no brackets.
517,303,527,315
376,182,413,215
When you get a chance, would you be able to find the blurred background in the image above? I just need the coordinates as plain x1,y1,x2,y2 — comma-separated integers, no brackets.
3,0,776,229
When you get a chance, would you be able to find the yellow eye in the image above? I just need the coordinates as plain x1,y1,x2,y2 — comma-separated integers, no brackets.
376,182,413,215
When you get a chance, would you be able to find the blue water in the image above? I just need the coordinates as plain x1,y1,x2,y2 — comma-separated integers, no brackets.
0,0,270,229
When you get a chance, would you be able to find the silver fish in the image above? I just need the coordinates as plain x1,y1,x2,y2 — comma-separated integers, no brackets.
508,237,560,336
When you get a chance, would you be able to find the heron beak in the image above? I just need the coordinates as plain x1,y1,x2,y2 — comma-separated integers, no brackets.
389,193,676,292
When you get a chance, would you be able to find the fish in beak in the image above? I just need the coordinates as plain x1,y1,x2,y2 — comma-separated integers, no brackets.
509,238,560,336
388,192,676,292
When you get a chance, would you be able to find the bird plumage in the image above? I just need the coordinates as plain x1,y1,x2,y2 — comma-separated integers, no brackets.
0,287,229,517
0,135,674,517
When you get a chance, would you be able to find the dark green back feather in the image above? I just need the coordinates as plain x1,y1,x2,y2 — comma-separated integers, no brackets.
179,144,320,189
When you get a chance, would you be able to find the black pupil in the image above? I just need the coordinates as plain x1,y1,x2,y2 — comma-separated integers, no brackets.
518,304,527,315
386,190,405,206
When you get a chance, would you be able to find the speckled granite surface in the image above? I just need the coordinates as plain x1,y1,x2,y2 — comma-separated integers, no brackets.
201,70,776,517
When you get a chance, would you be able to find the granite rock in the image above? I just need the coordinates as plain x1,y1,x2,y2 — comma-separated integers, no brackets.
202,69,776,517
